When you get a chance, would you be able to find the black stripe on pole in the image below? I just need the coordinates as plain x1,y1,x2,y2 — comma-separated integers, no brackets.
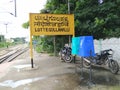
31,58,34,68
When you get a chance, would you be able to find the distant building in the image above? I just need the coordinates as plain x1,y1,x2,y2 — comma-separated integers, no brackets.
0,35,5,42
6,38,14,43
11,37,26,44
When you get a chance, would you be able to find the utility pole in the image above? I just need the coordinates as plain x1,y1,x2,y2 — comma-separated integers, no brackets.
3,22,11,33
9,0,17,17
68,0,71,46
4,23,8,33
68,0,70,14
14,0,17,17
4,22,11,48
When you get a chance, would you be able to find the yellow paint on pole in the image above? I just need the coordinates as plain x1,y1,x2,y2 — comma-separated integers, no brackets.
30,13,74,36
29,14,33,59
30,35,33,59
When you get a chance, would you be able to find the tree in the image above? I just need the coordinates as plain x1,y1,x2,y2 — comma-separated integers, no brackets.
22,21,29,29
22,0,120,53
23,0,120,39
74,0,120,39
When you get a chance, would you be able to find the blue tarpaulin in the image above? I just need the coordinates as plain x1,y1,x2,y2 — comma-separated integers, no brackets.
72,36,95,57
72,37,80,55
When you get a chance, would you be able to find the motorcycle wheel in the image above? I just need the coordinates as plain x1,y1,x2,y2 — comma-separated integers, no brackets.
83,58,90,68
64,55,73,63
109,59,119,74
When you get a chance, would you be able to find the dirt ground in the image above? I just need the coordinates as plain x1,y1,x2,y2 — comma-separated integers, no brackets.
0,50,119,90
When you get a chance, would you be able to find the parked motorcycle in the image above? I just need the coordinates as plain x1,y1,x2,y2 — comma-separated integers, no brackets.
83,49,119,74
59,46,73,63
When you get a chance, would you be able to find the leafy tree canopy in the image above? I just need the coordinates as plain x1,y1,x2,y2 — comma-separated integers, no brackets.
22,0,120,53
41,0,120,39
22,0,120,39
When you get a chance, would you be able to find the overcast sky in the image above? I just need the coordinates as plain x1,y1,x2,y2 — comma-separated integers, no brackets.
0,0,47,40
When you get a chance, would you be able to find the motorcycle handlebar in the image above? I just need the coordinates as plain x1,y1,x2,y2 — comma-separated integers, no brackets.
101,49,114,54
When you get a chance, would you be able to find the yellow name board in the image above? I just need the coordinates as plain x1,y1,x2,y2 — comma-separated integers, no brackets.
30,13,74,36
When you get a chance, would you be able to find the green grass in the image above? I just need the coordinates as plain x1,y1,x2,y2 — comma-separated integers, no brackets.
89,85,120,90
109,86,120,90
0,42,17,48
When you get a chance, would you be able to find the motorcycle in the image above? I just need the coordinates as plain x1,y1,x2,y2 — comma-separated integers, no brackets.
59,46,73,63
83,49,119,74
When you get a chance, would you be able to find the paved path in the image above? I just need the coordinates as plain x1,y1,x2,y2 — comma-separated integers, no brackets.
0,49,119,90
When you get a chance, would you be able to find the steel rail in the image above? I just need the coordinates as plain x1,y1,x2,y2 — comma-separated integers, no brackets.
0,47,29,64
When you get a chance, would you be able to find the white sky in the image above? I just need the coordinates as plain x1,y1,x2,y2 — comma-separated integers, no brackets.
0,0,47,40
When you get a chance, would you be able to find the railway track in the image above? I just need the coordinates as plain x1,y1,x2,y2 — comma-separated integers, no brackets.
0,45,29,64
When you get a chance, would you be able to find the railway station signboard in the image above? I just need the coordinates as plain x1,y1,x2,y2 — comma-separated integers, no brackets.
30,13,74,36
29,13,75,68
